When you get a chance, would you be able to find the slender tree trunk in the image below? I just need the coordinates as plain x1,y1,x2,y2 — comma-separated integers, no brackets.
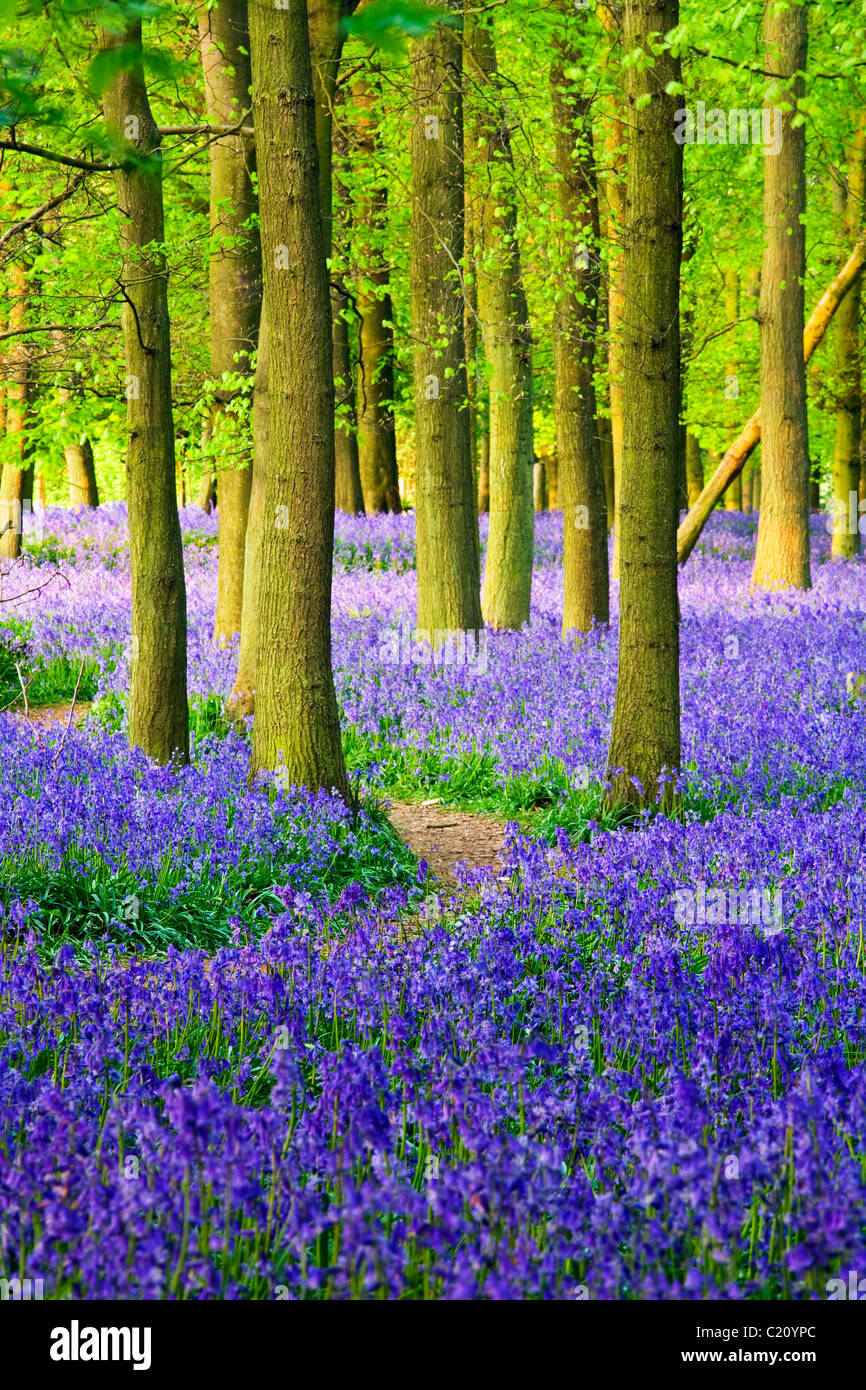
197,0,262,641
308,0,364,515
198,472,216,511
551,6,609,635
100,16,189,764
546,454,559,509
723,269,742,510
410,3,482,640
533,457,547,512
685,433,703,507
752,0,811,591
0,261,34,559
831,119,866,559
354,73,400,514
599,413,615,527
741,459,753,513
248,0,347,797
606,0,682,812
598,6,626,577
477,432,490,513
226,308,268,721
465,13,533,631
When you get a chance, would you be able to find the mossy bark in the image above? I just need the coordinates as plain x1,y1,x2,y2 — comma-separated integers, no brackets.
410,3,482,640
551,5,609,635
466,13,534,631
197,0,262,642
100,16,189,764
606,0,682,812
248,0,347,797
752,0,811,591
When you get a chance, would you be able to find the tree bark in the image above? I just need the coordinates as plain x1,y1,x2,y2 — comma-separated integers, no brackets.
598,4,625,578
354,73,400,513
831,119,866,559
248,0,347,797
752,0,810,591
465,13,534,631
685,433,703,507
606,0,682,812
226,308,268,722
308,0,364,516
551,5,609,635
100,15,189,764
197,0,262,642
410,2,482,641
0,261,34,558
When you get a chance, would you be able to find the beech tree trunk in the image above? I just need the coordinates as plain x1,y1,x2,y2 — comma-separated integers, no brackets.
551,4,609,635
100,15,189,764
685,433,703,507
831,119,866,559
410,2,482,641
723,269,742,511
598,5,626,578
308,0,364,516
197,0,262,641
248,0,347,797
606,0,682,812
0,261,33,559
226,308,268,721
752,0,811,591
354,73,401,514
466,12,534,631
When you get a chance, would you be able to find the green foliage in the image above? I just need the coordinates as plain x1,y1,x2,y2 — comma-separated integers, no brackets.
343,1,457,57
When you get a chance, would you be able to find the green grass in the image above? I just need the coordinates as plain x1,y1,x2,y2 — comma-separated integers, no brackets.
0,618,100,711
343,723,638,842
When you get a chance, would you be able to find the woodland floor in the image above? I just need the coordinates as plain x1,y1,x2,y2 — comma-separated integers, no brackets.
386,799,508,887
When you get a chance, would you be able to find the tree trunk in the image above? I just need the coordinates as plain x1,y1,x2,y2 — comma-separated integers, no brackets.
551,6,609,635
226,307,268,722
546,454,559,510
533,457,547,512
831,119,866,559
248,0,347,797
685,433,703,507
477,432,490,513
598,6,626,578
677,227,866,562
752,0,811,591
606,0,682,812
723,269,742,510
410,3,482,641
67,438,99,508
197,0,262,642
465,13,534,631
100,17,189,764
354,73,400,514
0,261,34,559
308,0,364,516
599,413,615,528
198,472,216,512
741,459,753,513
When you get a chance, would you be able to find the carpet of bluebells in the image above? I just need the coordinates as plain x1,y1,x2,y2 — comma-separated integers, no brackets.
1,504,865,1298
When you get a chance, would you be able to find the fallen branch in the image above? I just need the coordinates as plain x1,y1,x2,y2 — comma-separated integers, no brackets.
677,230,866,564
14,661,45,751
53,658,86,766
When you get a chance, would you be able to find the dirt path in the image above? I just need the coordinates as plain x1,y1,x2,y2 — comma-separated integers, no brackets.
387,800,509,888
